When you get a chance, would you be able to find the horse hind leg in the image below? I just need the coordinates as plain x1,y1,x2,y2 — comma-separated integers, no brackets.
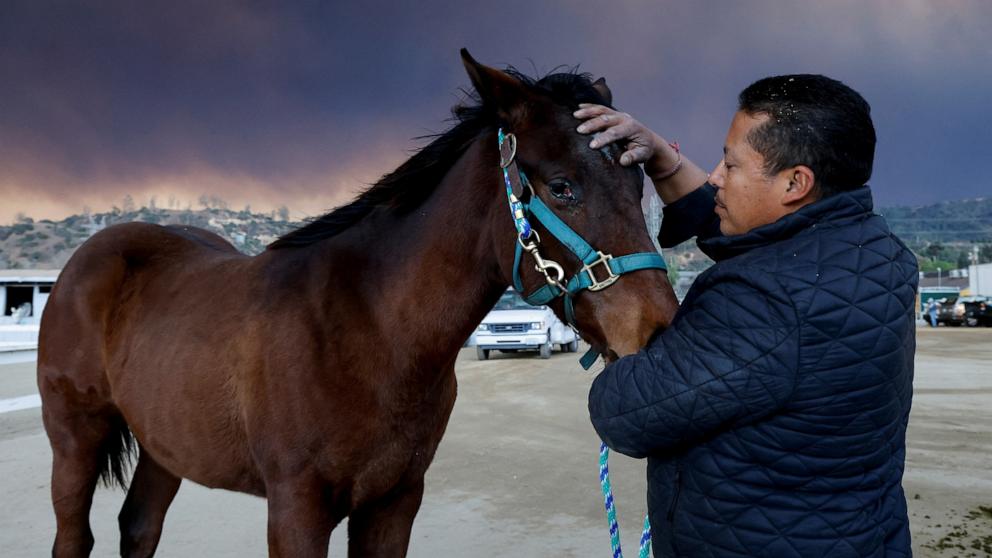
42,403,134,558
117,447,181,558
40,235,142,556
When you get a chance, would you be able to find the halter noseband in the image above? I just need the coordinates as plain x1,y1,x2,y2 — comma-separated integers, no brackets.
497,128,667,369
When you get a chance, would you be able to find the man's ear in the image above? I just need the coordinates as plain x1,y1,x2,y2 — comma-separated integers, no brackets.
461,48,529,125
782,165,816,205
591,77,613,106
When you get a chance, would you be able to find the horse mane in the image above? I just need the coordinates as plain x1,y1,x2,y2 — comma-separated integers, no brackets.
266,67,611,250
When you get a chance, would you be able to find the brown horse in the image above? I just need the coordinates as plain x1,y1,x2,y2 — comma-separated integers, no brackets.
37,50,679,557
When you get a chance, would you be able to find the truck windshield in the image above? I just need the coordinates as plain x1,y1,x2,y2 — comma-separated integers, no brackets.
493,290,541,310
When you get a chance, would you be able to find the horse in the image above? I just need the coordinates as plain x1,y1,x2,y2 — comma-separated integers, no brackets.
37,50,679,557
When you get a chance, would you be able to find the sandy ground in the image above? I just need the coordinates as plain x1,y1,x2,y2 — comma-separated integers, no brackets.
1,327,990,557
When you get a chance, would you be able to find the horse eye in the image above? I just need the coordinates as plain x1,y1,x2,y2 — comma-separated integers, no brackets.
548,179,576,201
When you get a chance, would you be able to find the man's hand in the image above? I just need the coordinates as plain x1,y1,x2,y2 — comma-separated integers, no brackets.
574,103,710,204
574,104,670,169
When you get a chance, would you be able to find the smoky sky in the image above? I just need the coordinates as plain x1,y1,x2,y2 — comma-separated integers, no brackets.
2,0,991,224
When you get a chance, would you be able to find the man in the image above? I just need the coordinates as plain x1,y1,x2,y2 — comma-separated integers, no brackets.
577,75,917,557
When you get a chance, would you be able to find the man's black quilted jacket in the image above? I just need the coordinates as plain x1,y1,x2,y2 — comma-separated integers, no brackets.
588,184,918,557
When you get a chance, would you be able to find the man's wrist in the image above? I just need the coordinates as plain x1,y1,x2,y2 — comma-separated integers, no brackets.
651,160,711,205
644,136,681,181
647,141,683,182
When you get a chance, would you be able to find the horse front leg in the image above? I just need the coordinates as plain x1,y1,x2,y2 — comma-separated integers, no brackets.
346,478,425,558
266,476,340,558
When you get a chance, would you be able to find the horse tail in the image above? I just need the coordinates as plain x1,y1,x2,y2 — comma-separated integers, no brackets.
98,413,136,489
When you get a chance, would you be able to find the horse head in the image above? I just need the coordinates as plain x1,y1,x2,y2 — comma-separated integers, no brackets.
462,50,679,362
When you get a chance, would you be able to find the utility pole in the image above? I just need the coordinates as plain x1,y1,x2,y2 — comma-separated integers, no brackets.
973,245,981,294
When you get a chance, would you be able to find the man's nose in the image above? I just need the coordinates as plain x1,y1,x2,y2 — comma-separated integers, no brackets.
709,159,726,187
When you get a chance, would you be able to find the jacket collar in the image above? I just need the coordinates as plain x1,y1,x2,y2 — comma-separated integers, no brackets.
700,185,875,260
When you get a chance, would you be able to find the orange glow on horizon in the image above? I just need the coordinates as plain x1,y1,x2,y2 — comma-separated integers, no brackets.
0,155,407,226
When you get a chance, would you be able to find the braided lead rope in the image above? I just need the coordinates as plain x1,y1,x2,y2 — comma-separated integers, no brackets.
598,442,623,558
639,513,652,558
599,442,652,558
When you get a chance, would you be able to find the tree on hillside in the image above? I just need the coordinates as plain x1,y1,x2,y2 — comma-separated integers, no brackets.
981,244,992,264
924,242,944,260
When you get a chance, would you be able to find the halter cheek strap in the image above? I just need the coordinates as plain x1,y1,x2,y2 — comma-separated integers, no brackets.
498,129,667,370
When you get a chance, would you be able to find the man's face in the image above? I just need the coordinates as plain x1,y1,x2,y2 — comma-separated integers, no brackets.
708,111,794,236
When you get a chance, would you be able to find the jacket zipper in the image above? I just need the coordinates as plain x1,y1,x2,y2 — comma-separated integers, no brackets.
667,461,682,521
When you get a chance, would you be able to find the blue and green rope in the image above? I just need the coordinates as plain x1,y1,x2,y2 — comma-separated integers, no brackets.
599,442,652,558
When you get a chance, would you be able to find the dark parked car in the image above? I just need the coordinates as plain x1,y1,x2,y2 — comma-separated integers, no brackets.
936,295,990,327
962,295,991,327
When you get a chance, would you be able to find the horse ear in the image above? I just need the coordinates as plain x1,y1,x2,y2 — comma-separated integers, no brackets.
591,77,613,106
460,48,529,124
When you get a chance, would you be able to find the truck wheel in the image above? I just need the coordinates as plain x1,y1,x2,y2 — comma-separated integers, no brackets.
567,339,579,353
540,339,552,359
476,347,490,361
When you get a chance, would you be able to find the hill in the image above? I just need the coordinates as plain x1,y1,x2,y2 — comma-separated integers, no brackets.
880,196,992,244
0,206,298,269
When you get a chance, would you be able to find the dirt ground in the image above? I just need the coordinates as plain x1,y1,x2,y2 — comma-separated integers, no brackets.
1,326,990,557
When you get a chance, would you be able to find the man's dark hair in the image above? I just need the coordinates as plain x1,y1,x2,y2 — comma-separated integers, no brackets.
738,74,875,199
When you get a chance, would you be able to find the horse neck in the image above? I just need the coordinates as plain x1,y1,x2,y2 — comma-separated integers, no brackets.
310,134,512,370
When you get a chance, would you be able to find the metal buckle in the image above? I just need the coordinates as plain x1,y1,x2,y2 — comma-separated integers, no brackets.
499,133,517,168
517,231,566,293
581,252,619,291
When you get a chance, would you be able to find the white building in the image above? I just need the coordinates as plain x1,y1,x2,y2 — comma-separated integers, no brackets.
0,269,60,325
969,262,992,296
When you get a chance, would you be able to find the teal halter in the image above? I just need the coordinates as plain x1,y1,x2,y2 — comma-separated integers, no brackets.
497,128,667,369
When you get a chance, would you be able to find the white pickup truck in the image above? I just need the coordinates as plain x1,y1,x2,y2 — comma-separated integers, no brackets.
474,289,579,360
